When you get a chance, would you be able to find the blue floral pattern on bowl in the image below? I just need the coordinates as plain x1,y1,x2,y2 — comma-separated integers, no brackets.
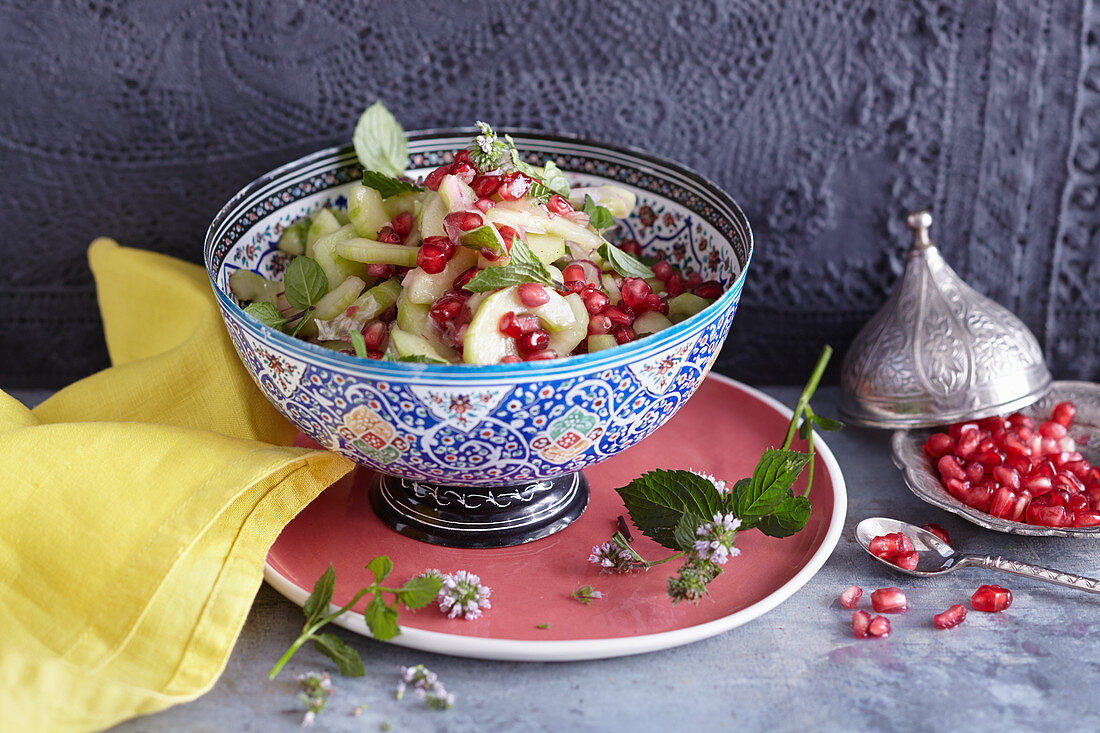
205,132,752,488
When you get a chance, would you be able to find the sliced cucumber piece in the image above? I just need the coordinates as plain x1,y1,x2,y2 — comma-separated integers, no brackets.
306,208,342,256
312,276,366,320
402,247,478,304
277,219,310,256
668,293,713,323
331,207,350,226
547,293,589,355
437,174,477,212
390,328,451,363
633,310,673,336
336,238,420,268
543,214,603,252
417,191,448,238
383,191,425,220
350,277,402,321
568,185,637,218
587,334,618,352
601,273,621,304
463,286,580,364
348,184,390,238
229,269,280,304
485,200,550,235
396,296,430,334
526,233,566,265
312,224,368,289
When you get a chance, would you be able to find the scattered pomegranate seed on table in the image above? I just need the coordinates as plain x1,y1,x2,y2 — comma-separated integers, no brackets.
839,585,863,609
970,584,1013,612
933,604,967,629
851,610,872,638
870,587,908,613
867,616,891,637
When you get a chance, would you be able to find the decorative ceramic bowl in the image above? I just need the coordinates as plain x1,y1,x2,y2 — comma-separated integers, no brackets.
205,131,752,547
891,381,1100,537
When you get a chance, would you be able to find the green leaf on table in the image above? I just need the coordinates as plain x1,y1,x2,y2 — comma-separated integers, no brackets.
243,301,286,330
312,633,365,677
672,510,704,553
463,238,556,292
540,160,570,197
363,595,401,641
395,576,443,610
582,194,614,231
352,101,408,179
366,555,393,583
752,494,812,538
614,469,728,551
734,449,812,528
283,256,329,310
597,241,655,279
303,564,336,626
361,170,423,199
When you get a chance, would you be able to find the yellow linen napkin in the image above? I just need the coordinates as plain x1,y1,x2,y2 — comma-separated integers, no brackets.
0,240,354,732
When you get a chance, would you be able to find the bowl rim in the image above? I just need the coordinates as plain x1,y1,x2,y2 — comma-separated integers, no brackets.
204,128,753,377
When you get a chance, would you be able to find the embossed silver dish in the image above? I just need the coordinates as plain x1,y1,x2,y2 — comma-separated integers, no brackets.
891,381,1100,537
840,211,1052,428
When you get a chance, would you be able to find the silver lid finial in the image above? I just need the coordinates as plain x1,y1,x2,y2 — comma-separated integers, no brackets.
906,210,934,250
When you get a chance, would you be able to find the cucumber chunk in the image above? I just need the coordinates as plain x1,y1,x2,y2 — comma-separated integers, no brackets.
306,209,342,255
229,269,280,304
417,192,448,238
390,328,451,363
568,185,637,218
402,247,478,304
312,224,368,289
667,293,713,323
587,334,618,352
277,219,310,256
336,238,420,268
547,293,589,355
348,184,390,239
463,285,581,364
312,276,366,321
633,310,673,335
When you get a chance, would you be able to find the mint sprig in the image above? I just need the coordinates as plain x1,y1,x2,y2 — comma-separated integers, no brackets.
463,237,557,292
361,170,423,199
352,101,408,179
582,194,614,231
269,559,443,680
597,240,655,279
243,301,287,330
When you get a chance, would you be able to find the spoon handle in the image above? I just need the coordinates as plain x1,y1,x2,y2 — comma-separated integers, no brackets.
975,556,1100,594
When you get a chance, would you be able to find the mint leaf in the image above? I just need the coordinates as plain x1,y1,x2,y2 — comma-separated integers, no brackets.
243,301,286,330
303,564,336,626
463,238,556,292
460,225,507,257
395,576,443,610
366,555,393,583
312,632,365,677
735,449,812,528
364,595,400,641
352,101,407,179
349,331,369,358
615,469,728,550
540,160,570,197
582,195,614,230
597,241,655,279
399,354,447,364
283,256,328,310
753,495,812,538
361,170,423,199
672,511,704,553
812,414,845,432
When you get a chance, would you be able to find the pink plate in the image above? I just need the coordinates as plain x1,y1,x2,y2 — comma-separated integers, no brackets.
264,374,847,661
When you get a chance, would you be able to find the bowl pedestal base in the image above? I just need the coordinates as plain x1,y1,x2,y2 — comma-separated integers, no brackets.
368,472,589,548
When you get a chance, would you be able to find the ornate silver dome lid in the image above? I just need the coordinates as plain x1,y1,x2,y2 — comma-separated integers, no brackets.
839,211,1052,428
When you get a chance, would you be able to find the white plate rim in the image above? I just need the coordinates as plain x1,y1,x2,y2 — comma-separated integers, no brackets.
263,373,848,661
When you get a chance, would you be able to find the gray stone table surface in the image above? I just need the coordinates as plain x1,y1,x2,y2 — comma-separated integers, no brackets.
13,386,1100,732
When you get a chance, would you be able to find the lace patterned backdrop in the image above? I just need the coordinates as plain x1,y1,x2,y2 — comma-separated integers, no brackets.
1,0,1097,387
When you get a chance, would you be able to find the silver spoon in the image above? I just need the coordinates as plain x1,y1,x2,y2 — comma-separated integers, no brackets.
855,517,1100,594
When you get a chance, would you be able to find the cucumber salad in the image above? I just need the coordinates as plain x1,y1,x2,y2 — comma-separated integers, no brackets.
231,103,722,365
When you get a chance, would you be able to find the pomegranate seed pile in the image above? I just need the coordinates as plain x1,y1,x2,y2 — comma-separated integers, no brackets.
924,401,1100,528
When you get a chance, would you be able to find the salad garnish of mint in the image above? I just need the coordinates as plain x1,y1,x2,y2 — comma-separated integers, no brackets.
231,102,725,365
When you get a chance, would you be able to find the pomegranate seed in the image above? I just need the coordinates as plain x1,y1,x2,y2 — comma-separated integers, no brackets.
495,225,518,254
870,587,908,613
515,314,540,333
978,415,1005,433
620,277,652,309
1038,421,1068,440
933,604,967,629
391,211,413,239
517,329,550,354
1074,510,1100,527
973,448,1005,468
582,289,610,315
652,259,674,281
954,429,980,458
587,314,612,335
546,194,573,215
993,465,1021,490
839,585,863,609
894,551,919,571
562,264,587,285
868,616,891,637
851,610,871,638
517,282,550,307
666,274,685,297
1052,401,1077,427
924,433,955,458
961,482,996,512
423,164,452,190
453,266,481,292
619,238,642,257
470,174,501,197
970,584,1012,612
498,311,522,338
417,242,448,274
685,271,702,289
964,461,986,484
1026,503,1070,527
604,305,633,326
990,486,1017,519
445,211,483,232
451,160,476,184
474,198,494,212
361,320,388,351
920,523,951,545
453,149,471,165
524,349,558,361
1069,493,1089,512
376,226,401,244
428,294,466,325
639,293,669,315
938,455,966,482
611,325,635,344
498,171,531,200
500,355,522,364
695,281,723,299
868,532,913,560
366,263,394,279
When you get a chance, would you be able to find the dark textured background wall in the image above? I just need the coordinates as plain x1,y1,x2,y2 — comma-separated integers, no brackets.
1,0,1097,387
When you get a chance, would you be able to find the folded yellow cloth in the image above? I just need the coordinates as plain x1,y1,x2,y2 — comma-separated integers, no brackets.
0,240,354,732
